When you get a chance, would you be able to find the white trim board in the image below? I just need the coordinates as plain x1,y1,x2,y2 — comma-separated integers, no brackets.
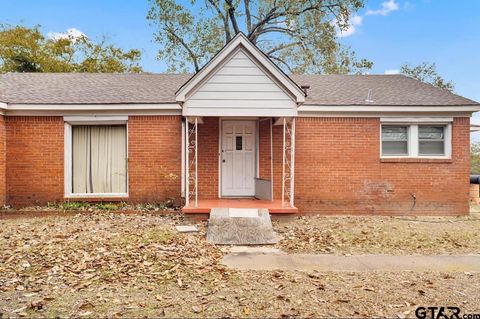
64,116,128,125
7,103,181,110
5,109,182,116
380,117,453,123
298,105,480,113
64,121,130,199
379,122,452,159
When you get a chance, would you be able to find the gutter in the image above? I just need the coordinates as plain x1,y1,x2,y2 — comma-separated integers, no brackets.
298,105,480,113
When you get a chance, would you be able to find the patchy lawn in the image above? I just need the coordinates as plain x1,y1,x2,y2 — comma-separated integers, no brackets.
1,212,479,318
275,214,480,255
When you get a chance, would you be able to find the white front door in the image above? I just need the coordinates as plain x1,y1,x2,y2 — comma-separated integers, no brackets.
221,120,256,196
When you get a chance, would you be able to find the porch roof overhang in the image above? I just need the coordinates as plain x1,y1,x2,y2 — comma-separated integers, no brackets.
175,33,305,118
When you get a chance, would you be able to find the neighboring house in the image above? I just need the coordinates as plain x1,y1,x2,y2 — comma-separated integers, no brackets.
0,33,478,215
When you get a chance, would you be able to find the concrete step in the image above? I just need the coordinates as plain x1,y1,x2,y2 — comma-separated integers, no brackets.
206,208,277,245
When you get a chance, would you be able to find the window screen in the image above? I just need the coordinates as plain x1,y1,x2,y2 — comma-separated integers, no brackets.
418,126,445,155
381,126,408,156
72,125,127,194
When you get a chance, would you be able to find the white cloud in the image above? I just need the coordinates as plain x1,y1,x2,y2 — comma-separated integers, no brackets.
48,28,87,42
384,69,400,75
366,0,399,16
336,15,363,38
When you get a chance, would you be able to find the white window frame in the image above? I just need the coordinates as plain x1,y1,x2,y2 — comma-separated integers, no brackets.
64,116,129,198
380,117,452,159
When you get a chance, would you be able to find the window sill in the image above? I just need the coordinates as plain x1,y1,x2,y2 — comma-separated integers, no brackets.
380,157,452,163
64,193,129,201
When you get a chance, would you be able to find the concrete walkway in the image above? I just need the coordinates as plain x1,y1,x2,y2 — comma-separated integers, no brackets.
222,249,480,272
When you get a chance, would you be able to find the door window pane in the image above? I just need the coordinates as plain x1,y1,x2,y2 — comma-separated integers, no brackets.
419,126,445,155
236,136,243,150
382,126,408,155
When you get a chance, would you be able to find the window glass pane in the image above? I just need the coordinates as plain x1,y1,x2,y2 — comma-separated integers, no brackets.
419,126,444,140
236,136,243,150
418,126,445,155
382,126,408,156
382,126,407,141
419,141,444,155
382,141,408,155
72,125,127,194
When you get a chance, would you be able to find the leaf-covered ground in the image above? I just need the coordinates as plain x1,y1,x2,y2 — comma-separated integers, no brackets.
275,214,480,255
1,212,479,317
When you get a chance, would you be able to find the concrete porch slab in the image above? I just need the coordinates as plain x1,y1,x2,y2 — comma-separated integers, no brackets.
182,199,298,214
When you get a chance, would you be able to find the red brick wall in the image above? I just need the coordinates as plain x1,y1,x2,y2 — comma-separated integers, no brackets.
294,117,470,215
0,116,6,206
5,115,184,206
6,116,64,206
197,117,219,199
128,116,182,204
258,119,272,180
2,115,470,215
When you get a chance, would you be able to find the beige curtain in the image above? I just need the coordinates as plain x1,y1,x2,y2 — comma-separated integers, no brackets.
72,125,127,194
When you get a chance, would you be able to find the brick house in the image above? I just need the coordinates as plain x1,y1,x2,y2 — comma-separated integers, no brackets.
0,33,478,215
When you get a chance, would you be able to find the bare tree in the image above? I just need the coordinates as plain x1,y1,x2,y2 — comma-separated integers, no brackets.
147,0,372,74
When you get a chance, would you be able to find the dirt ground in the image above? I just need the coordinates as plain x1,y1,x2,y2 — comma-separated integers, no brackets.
1,212,479,318
274,213,480,255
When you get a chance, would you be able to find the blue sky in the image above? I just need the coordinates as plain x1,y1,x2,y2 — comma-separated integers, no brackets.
0,0,479,104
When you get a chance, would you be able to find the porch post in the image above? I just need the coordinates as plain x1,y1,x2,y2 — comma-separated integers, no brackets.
185,117,198,208
270,118,274,201
185,117,189,207
281,117,295,208
194,117,198,207
282,117,286,207
290,118,295,208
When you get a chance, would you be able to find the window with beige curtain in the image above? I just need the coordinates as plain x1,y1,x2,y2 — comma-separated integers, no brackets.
72,125,127,194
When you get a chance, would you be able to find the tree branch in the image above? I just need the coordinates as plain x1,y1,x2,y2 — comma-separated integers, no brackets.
165,27,200,72
243,0,252,33
225,0,240,35
265,41,302,55
206,0,231,42
269,55,294,73
248,2,342,43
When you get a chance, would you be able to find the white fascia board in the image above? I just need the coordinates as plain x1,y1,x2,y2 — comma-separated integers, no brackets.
7,103,181,111
0,102,7,109
183,107,297,117
6,109,182,116
175,33,305,103
298,105,480,113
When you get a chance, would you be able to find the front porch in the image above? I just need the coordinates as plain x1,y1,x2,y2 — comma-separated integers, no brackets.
182,116,297,215
182,198,298,214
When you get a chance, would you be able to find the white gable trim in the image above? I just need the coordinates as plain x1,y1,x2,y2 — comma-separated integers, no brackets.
175,32,305,104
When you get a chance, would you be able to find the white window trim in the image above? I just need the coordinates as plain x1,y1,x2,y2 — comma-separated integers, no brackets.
64,117,129,199
380,120,452,159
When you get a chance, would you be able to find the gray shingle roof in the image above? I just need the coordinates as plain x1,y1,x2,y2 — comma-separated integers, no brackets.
0,72,477,106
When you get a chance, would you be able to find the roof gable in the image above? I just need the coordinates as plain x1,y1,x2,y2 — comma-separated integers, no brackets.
175,32,306,104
